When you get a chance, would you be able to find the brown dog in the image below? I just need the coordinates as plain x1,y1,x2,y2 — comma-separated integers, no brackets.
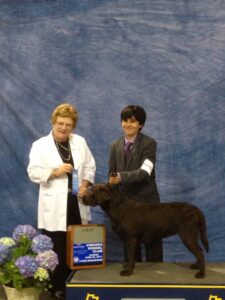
82,183,209,278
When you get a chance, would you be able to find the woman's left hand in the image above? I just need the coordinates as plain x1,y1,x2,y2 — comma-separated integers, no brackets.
78,179,91,196
78,185,88,196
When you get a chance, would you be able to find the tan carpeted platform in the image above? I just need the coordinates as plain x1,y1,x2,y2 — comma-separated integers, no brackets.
69,262,225,286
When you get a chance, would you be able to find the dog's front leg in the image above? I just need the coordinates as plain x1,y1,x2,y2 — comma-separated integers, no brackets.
120,238,137,276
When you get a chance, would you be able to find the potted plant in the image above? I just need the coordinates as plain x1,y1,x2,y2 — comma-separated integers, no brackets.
0,225,58,300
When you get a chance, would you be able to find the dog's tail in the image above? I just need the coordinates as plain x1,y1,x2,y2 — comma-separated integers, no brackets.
199,210,209,252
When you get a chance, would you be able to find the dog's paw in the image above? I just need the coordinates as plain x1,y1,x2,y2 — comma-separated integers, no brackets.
195,271,204,278
120,269,132,276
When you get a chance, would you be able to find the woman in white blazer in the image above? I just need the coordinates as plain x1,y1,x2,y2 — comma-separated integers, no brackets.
27,103,96,298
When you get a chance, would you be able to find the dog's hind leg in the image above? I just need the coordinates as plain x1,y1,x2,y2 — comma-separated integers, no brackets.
190,246,203,270
189,244,205,278
179,231,205,278
120,238,137,276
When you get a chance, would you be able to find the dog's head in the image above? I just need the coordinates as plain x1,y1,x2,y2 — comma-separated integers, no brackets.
81,183,113,206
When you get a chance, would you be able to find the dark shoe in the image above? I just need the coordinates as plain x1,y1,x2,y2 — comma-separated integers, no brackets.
54,290,65,299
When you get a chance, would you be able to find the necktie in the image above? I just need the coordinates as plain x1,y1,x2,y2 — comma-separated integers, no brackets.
124,142,133,165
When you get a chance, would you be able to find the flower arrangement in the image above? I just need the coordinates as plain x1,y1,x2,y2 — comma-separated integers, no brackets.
0,225,58,292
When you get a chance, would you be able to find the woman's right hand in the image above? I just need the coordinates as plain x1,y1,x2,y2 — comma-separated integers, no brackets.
51,163,73,178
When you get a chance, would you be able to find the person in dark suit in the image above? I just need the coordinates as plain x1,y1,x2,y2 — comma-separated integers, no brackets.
108,105,163,262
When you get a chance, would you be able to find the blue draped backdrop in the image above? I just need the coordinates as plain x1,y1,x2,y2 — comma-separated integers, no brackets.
0,0,224,262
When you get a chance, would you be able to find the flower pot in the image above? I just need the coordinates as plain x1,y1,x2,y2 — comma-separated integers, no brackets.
3,285,39,300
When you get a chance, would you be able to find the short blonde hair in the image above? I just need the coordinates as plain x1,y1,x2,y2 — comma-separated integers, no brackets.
51,103,78,129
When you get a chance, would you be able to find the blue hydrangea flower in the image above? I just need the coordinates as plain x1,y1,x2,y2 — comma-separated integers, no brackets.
15,255,39,278
0,243,10,264
31,234,53,254
0,224,59,292
12,225,37,241
36,250,59,271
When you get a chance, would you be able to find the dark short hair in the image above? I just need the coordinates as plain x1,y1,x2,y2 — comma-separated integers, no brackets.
120,105,146,127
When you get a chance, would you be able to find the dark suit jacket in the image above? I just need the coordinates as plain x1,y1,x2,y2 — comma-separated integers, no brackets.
108,132,160,203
